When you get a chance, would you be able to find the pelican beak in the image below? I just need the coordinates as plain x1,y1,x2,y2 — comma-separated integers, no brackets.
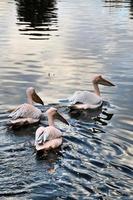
55,112,69,125
32,92,44,105
99,77,115,86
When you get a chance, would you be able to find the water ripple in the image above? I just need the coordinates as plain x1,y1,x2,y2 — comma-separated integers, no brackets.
0,0,133,199
15,0,58,40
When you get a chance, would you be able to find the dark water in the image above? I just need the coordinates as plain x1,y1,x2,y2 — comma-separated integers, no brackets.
0,0,133,199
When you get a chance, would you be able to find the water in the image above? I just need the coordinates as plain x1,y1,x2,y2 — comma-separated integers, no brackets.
0,0,133,199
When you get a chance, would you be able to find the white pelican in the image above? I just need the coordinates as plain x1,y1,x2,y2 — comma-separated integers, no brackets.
35,107,69,151
8,87,44,128
68,75,115,110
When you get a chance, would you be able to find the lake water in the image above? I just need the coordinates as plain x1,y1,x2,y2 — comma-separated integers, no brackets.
0,0,133,199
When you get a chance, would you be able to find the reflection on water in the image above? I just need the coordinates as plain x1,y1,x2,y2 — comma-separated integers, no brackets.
15,0,58,40
130,0,133,18
104,0,133,19
0,0,133,199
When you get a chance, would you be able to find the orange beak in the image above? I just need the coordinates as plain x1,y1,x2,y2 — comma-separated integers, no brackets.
32,91,44,105
55,112,69,125
98,76,115,86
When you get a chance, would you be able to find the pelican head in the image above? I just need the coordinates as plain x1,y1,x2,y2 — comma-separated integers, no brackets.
46,107,69,125
26,87,44,105
92,75,115,87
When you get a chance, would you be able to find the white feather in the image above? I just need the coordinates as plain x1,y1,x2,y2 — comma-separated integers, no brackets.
9,103,42,120
69,91,103,108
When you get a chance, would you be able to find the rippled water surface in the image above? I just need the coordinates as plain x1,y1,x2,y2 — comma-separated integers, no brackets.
0,0,133,199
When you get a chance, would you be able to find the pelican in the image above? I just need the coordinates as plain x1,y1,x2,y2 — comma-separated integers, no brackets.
68,75,115,110
35,107,69,151
8,87,44,128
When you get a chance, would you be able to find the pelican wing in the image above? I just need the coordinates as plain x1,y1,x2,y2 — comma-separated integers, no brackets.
35,126,62,144
9,103,42,120
45,126,62,140
69,91,103,108
8,118,40,129
36,138,63,151
35,126,62,151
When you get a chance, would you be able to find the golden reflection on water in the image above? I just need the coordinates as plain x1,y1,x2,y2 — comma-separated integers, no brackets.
0,0,132,108
0,0,106,104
